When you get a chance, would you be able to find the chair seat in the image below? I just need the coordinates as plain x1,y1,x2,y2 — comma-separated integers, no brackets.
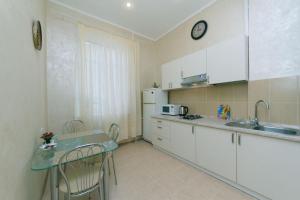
59,163,104,194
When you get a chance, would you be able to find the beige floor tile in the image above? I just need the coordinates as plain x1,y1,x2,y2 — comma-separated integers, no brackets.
269,102,298,125
83,141,254,200
207,86,220,102
269,76,298,102
218,84,235,102
231,102,248,120
233,82,248,102
248,79,269,102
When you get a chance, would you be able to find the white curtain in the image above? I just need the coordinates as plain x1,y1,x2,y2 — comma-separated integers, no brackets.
75,24,140,141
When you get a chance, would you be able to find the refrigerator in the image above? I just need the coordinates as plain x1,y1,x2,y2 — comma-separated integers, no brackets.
143,88,168,143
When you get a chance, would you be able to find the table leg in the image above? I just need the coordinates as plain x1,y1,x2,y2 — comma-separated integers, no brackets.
103,155,110,200
50,167,59,200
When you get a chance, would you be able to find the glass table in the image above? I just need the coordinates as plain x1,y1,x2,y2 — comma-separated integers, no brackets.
31,130,118,200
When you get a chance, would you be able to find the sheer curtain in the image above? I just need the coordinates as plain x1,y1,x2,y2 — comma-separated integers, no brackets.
75,24,140,141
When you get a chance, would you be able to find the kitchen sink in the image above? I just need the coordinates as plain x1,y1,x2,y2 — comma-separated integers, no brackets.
253,125,300,136
225,121,256,129
225,121,300,136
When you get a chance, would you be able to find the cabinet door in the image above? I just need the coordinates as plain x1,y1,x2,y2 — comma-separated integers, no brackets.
195,126,236,182
170,122,196,163
181,49,207,78
237,133,300,200
161,59,182,90
143,104,155,143
161,62,172,90
207,35,248,84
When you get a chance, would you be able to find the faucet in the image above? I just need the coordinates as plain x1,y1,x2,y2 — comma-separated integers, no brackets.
253,100,270,126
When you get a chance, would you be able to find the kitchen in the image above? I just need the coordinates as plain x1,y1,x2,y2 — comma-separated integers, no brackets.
1,0,300,200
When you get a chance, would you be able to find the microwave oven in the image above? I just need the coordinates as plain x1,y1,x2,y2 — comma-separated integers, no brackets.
161,104,181,116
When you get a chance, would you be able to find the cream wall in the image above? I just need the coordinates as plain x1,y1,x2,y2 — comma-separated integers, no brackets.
249,0,300,80
169,83,249,120
47,2,159,134
156,0,247,67
156,0,300,126
48,2,159,90
0,0,47,200
156,0,248,119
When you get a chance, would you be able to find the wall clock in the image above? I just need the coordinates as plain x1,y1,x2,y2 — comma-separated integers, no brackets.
191,20,208,40
32,20,42,50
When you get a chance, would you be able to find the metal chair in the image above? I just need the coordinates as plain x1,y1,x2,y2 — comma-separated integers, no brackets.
63,120,86,134
107,123,120,185
58,144,106,200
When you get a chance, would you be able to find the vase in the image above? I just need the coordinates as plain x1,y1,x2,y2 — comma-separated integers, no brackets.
45,138,52,144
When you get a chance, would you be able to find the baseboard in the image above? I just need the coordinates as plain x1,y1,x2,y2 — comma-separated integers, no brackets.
118,135,143,145
153,145,270,200
141,138,153,144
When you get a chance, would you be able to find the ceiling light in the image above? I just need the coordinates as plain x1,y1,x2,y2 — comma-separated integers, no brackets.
126,2,132,8
123,1,134,9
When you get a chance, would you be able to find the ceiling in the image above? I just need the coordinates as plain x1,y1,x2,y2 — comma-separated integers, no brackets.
50,0,215,41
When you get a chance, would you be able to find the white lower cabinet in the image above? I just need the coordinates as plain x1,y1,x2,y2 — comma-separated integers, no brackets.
195,126,236,182
236,133,300,200
170,122,196,163
152,120,171,152
151,119,300,200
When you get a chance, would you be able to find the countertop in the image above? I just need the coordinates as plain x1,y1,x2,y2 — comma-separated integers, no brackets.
152,114,300,143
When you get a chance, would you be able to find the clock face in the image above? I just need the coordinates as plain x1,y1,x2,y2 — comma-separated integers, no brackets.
191,20,207,40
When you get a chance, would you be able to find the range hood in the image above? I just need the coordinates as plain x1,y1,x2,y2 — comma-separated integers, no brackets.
181,74,208,87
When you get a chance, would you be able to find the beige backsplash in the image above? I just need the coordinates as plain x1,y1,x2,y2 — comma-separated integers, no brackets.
169,76,300,126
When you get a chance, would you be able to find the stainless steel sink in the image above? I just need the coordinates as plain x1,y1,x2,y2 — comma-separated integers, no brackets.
225,121,300,136
253,125,300,136
225,121,256,129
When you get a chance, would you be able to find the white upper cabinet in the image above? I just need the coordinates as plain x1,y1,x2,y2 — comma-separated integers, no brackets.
161,58,182,90
207,35,249,84
161,35,249,89
181,49,207,78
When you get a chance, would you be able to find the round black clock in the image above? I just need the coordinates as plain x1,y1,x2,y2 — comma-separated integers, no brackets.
32,20,42,50
191,20,208,40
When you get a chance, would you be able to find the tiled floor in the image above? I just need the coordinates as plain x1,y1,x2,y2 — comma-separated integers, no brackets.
108,140,254,200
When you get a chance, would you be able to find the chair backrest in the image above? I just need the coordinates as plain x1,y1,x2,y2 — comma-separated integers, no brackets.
63,120,86,134
108,123,120,142
58,143,105,199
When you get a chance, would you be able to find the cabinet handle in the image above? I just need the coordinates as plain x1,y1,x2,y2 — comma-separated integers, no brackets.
192,126,194,134
238,134,241,146
157,137,162,141
181,71,184,78
231,133,235,144
157,126,162,129
157,121,162,123
170,83,173,88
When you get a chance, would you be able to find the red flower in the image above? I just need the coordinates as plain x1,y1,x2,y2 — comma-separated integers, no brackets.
41,132,54,140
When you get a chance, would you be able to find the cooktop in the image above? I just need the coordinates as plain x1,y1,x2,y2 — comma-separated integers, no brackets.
181,115,203,120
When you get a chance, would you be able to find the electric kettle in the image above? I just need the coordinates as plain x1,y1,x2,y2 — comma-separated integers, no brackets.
179,106,189,116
